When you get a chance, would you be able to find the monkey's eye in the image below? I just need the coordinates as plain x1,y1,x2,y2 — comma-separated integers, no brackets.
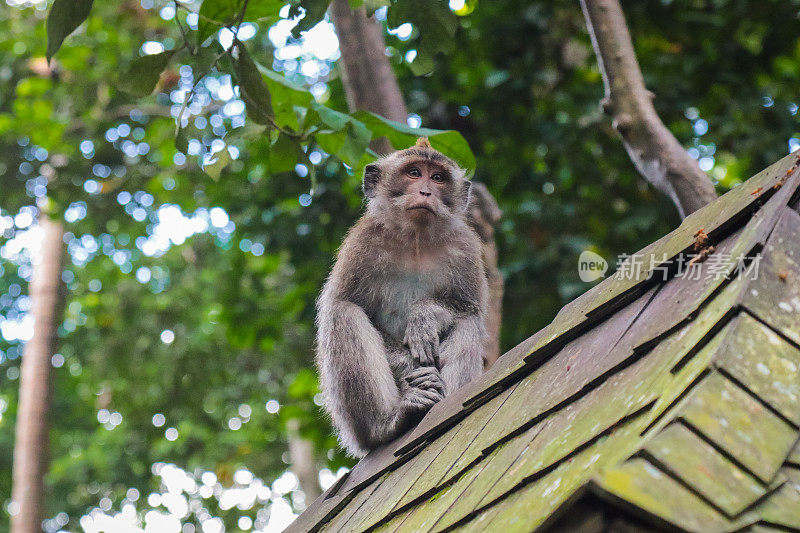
431,173,445,183
407,167,421,178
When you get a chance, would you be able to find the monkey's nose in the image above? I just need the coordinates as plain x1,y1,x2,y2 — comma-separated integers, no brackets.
419,190,431,197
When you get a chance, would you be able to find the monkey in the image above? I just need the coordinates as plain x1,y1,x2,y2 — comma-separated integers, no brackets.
316,138,489,458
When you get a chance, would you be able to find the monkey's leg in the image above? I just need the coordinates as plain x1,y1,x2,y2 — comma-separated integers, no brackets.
437,315,485,395
319,301,440,455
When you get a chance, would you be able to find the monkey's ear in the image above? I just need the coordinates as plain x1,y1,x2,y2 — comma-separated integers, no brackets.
363,164,381,198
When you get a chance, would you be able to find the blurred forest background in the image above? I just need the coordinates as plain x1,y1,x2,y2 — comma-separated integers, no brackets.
0,0,799,531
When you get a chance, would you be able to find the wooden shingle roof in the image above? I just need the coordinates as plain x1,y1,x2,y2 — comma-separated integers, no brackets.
291,151,800,533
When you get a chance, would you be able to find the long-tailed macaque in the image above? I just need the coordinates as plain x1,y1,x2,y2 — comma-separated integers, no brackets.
316,138,488,457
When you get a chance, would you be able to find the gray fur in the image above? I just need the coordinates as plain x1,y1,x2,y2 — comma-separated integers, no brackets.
316,145,488,457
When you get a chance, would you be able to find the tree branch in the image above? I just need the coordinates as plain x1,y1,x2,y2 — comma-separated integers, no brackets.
580,0,717,218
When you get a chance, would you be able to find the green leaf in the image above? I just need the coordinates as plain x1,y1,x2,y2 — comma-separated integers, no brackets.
233,43,273,125
204,145,233,180
174,124,189,154
46,0,94,62
120,51,174,98
198,0,285,44
339,120,372,167
268,133,301,174
352,111,476,173
261,68,313,106
198,0,243,45
408,54,435,76
260,69,312,130
309,103,373,166
288,0,331,37
244,0,286,23
311,102,350,131
315,130,346,158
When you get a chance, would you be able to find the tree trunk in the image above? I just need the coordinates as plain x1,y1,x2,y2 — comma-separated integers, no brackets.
329,0,504,366
329,0,407,124
286,419,322,503
11,214,64,533
580,0,717,218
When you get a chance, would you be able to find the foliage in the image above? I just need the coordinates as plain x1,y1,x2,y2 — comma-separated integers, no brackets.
40,0,471,187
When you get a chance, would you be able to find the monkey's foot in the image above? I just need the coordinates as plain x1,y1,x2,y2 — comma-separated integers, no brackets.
404,366,444,395
403,383,444,413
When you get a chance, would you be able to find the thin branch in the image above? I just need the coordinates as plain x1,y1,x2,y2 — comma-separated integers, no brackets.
580,0,717,218
173,1,195,55
235,0,250,29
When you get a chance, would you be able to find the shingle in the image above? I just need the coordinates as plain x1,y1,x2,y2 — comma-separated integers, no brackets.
740,208,800,347
715,313,800,425
286,476,356,533
677,372,798,483
756,482,800,529
479,408,652,513
779,465,800,485
426,384,517,486
393,449,500,533
788,439,800,465
475,423,646,533
594,458,755,532
322,476,384,533
643,422,766,516
640,301,740,436
345,427,462,532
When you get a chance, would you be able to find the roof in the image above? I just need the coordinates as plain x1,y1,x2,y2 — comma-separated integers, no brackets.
290,151,800,533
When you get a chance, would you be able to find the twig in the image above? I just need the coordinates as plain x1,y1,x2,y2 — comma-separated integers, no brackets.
173,1,195,55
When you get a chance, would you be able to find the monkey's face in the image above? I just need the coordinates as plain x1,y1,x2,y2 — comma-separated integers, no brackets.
364,152,471,228
397,160,454,222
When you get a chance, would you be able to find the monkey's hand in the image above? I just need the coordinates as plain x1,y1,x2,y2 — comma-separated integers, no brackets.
404,325,440,368
402,368,445,415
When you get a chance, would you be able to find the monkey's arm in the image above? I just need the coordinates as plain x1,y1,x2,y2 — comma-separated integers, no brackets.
437,314,486,395
317,299,442,456
404,299,455,367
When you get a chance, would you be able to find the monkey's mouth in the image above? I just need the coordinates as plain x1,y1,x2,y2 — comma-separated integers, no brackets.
406,205,436,215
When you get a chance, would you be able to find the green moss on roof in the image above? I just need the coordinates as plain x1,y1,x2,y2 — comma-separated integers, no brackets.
291,151,800,533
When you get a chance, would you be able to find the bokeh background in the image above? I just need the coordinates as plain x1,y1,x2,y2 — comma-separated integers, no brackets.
1,0,799,531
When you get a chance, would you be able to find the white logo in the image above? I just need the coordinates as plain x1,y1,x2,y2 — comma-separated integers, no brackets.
578,250,608,282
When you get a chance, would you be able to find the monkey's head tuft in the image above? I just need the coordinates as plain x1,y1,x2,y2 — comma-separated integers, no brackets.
414,137,432,149
362,144,471,231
